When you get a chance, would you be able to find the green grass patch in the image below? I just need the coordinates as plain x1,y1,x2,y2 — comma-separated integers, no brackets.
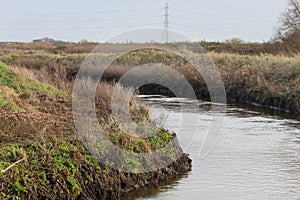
0,62,21,90
0,61,67,96
0,62,69,112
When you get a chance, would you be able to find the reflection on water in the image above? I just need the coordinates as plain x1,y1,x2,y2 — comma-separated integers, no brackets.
127,95,300,200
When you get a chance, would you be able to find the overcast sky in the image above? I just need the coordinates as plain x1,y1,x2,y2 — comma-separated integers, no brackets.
0,0,287,42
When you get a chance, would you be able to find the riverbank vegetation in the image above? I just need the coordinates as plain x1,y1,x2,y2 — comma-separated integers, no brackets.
0,60,192,199
0,35,299,198
1,1,299,199
1,43,299,114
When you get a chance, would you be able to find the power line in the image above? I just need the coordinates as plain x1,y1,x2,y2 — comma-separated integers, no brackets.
0,23,163,32
0,8,161,17
5,15,162,25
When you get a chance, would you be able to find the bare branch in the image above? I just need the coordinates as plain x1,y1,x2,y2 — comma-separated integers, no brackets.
0,156,26,174
275,0,300,41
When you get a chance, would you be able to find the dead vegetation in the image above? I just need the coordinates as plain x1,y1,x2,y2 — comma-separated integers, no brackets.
209,52,300,113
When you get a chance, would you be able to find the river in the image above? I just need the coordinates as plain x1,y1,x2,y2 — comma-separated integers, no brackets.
129,95,300,200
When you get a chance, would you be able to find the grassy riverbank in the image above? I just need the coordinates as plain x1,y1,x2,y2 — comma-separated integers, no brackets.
1,42,299,114
0,41,299,198
210,52,300,113
0,61,191,199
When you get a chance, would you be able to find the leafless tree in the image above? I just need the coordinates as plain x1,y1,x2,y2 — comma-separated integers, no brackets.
275,0,300,41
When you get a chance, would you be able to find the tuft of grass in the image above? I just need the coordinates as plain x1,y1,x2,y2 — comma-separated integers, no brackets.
0,86,24,111
0,61,21,90
0,62,69,111
11,181,28,196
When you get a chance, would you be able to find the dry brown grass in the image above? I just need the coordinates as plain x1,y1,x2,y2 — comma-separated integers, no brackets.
0,86,24,110
199,41,292,55
10,65,35,80
7,42,55,51
209,52,300,92
63,43,97,54
1,43,299,113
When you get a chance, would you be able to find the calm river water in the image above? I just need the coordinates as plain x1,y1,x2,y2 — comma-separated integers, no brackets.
129,95,300,200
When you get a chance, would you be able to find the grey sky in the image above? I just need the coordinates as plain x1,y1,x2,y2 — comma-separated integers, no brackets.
0,0,287,42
